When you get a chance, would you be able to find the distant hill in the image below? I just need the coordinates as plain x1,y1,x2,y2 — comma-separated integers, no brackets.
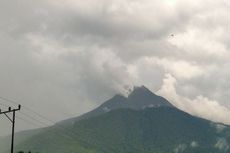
1,86,230,153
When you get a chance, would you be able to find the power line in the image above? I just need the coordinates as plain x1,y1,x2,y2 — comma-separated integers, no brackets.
0,95,89,147
15,116,76,152
0,96,18,106
16,115,44,129
14,109,80,149
0,102,10,108
16,113,78,142
0,95,76,133
18,112,51,127
0,96,55,125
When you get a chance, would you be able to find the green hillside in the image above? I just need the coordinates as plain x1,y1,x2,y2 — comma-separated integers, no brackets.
2,87,230,153
14,107,230,153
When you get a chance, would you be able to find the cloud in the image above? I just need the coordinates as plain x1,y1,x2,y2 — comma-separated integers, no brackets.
158,74,230,124
174,144,187,153
145,57,205,79
190,141,199,148
1,0,230,135
216,124,226,133
215,138,229,151
211,123,227,133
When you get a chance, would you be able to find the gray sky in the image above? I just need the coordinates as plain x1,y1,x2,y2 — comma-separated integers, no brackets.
1,0,230,135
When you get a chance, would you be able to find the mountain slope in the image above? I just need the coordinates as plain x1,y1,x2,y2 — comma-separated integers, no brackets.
14,107,230,153
1,86,230,153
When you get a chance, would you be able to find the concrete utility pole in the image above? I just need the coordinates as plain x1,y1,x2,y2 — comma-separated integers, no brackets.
0,105,21,153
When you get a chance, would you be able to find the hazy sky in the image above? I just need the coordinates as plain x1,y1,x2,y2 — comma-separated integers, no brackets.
1,0,230,135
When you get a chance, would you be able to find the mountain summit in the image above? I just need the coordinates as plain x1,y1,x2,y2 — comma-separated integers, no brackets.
100,85,174,111
59,85,174,124
126,85,174,109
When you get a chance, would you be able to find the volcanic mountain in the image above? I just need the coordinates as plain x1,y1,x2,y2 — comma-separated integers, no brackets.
1,86,230,153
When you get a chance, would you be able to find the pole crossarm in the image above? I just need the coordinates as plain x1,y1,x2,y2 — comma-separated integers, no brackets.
0,105,21,114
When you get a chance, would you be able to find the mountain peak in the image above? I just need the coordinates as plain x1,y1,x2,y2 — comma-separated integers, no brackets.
128,85,155,98
101,85,174,111
125,85,174,109
57,85,174,126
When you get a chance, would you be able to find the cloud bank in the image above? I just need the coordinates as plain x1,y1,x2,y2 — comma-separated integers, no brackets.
1,0,230,134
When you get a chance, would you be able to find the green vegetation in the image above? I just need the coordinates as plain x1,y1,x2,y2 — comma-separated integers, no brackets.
2,87,230,153
13,107,230,153
17,151,38,153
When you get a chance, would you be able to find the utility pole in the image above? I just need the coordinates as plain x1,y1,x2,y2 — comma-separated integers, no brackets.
0,105,21,153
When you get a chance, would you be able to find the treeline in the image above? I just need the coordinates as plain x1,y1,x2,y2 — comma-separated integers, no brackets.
17,151,39,153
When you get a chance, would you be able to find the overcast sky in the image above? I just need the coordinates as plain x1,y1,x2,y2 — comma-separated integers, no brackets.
1,0,230,136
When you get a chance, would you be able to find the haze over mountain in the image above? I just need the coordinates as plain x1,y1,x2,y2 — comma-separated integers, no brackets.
1,86,230,153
